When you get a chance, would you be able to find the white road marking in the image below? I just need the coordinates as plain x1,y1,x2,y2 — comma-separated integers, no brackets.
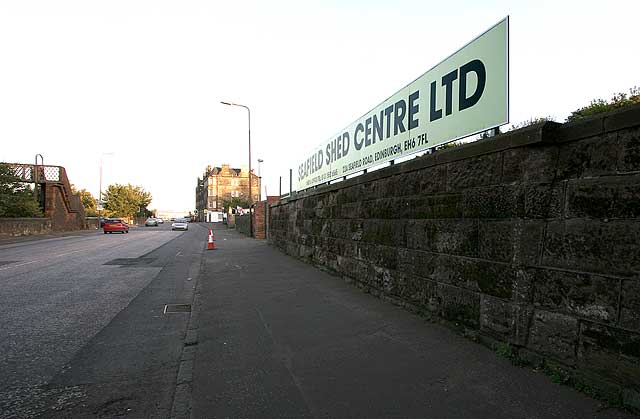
0,260,37,271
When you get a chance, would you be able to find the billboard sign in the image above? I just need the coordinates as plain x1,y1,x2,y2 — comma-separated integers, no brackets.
296,17,509,190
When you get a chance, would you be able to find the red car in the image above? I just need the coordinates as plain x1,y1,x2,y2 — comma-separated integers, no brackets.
103,218,129,234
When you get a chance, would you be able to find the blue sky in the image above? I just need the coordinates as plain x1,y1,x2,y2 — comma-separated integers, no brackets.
1,0,638,211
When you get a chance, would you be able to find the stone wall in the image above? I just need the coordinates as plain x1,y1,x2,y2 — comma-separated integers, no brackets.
268,104,640,409
0,218,52,237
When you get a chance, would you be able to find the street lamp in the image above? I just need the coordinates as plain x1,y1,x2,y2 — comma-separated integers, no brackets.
220,100,253,236
99,152,114,222
257,159,263,201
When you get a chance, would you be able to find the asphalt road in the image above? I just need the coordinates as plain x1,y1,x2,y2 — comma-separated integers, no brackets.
0,222,207,418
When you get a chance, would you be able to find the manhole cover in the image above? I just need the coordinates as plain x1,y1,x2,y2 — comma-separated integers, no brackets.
164,304,192,314
103,258,156,266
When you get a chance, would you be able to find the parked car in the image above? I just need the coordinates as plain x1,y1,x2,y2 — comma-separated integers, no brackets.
156,218,164,224
103,219,129,234
171,220,188,231
145,218,158,227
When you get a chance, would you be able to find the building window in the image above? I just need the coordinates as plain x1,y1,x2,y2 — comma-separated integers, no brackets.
231,190,239,197
231,179,239,186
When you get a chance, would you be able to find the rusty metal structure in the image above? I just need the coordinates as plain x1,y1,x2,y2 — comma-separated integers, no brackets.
9,163,82,212
6,162,86,231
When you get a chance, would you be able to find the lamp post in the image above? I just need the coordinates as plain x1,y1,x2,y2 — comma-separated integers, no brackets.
34,154,43,207
220,101,253,236
257,158,263,201
99,152,114,222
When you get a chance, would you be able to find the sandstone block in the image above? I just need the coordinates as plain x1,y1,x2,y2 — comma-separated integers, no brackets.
542,219,640,277
578,322,640,387
531,268,620,324
527,310,579,365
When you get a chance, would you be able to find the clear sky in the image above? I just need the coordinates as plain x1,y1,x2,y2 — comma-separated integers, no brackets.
1,0,638,213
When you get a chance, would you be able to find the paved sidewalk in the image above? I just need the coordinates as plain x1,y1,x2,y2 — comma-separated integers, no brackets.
191,225,635,419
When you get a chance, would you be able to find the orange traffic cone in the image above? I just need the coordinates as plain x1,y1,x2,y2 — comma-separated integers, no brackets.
207,233,215,250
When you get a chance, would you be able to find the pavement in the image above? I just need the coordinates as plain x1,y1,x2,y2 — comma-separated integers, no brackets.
191,225,637,419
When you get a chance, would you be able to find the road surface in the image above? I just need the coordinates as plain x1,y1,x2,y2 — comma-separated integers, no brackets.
0,222,207,418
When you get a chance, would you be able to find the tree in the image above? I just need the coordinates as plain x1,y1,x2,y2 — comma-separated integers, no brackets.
79,189,98,216
71,185,98,217
0,163,42,217
222,197,251,212
102,183,152,219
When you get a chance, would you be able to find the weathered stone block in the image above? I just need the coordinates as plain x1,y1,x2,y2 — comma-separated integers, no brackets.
446,153,502,191
542,219,640,277
502,146,558,183
480,296,533,346
299,244,314,259
478,220,544,264
298,234,314,247
462,185,526,218
433,283,481,328
285,242,298,257
329,219,351,240
623,388,640,412
336,256,369,283
355,243,398,270
302,219,313,234
339,202,362,219
620,280,640,332
527,310,579,365
361,219,406,247
390,274,426,305
531,268,620,324
401,194,463,219
313,246,328,265
361,198,399,219
427,255,518,300
394,172,422,197
417,165,447,195
310,219,328,236
524,183,563,219
618,127,640,173
556,133,618,179
578,322,640,387
565,175,640,219
336,185,363,205
406,219,478,257
396,248,437,278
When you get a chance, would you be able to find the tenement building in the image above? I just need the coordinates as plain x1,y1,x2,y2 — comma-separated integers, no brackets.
195,164,261,222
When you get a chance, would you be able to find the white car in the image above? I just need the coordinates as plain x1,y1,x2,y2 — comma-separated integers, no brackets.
171,220,188,231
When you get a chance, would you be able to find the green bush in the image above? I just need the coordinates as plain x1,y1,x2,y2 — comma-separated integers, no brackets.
509,116,555,131
0,163,42,218
567,86,640,122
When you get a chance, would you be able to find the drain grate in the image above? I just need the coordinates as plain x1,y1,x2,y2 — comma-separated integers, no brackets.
164,304,192,314
104,258,156,267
